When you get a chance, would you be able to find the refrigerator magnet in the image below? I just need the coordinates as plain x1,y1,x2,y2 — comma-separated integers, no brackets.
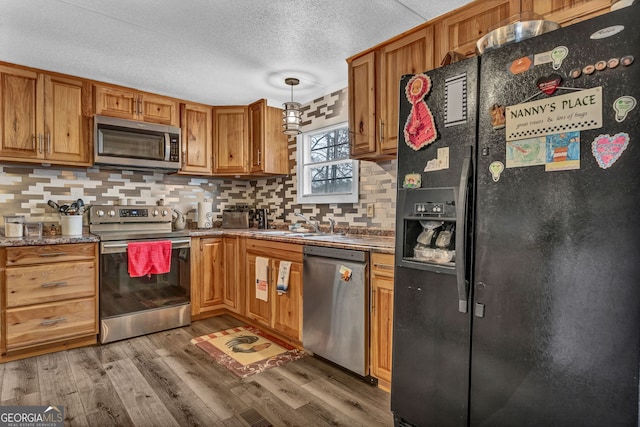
509,56,533,75
403,173,422,188
621,55,634,66
551,46,569,70
403,74,438,150
339,265,352,282
613,96,637,122
490,104,506,129
536,74,562,95
489,161,505,182
444,73,467,127
591,132,630,169
607,58,620,69
545,132,581,172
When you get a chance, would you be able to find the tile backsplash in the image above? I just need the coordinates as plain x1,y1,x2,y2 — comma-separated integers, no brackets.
0,88,397,231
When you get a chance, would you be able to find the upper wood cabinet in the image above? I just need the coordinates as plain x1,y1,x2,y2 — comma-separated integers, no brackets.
94,84,179,126
212,101,289,177
349,52,376,158
179,102,213,175
248,99,289,175
346,0,612,162
523,0,612,26
433,0,611,64
0,65,91,166
213,105,248,175
433,0,521,62
348,26,434,161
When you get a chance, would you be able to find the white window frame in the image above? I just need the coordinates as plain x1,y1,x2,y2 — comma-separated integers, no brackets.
296,122,359,204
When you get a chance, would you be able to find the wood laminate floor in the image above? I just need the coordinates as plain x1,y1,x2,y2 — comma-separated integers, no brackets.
0,315,393,426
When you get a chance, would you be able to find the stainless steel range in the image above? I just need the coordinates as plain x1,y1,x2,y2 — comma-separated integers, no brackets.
89,204,191,344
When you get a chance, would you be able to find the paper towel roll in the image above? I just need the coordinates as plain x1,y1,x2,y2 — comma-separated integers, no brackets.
197,202,213,229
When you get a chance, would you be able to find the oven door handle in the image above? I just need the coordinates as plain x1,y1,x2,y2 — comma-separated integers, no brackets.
101,239,191,253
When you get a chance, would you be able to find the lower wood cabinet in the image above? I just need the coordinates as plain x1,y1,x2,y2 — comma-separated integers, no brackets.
191,237,224,316
370,252,395,391
1,243,98,361
245,239,303,342
222,236,243,314
191,236,244,318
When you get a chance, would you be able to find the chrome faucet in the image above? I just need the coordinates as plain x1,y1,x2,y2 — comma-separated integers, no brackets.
294,212,321,233
327,217,336,234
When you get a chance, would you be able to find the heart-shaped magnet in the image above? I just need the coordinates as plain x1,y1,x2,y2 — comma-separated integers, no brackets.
536,74,563,95
591,132,630,169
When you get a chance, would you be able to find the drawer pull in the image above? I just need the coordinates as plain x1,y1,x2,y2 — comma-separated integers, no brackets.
39,252,68,257
373,263,394,270
40,317,67,326
41,281,68,288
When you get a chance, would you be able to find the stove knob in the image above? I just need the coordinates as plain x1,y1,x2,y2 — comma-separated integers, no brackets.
161,209,169,217
152,209,159,217
96,209,105,217
107,209,116,217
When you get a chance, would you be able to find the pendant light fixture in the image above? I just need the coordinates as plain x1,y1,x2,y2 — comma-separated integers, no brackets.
282,77,302,135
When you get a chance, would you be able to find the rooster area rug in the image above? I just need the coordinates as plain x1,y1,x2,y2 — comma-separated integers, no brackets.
190,326,307,378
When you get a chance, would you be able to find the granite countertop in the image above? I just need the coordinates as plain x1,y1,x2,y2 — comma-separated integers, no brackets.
190,228,396,254
0,230,99,247
0,228,395,254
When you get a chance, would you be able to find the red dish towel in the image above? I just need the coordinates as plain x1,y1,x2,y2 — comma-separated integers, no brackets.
127,240,172,278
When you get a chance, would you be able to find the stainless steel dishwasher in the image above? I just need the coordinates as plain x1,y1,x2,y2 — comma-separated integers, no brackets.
302,245,370,376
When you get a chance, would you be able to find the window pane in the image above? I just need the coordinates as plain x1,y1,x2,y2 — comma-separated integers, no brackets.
307,162,353,194
297,123,358,204
308,128,350,163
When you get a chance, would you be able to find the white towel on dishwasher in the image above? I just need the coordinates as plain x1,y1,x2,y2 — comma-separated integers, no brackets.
255,256,269,302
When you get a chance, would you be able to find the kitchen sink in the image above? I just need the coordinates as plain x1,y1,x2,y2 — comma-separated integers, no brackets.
253,230,290,236
253,230,350,239
252,230,320,238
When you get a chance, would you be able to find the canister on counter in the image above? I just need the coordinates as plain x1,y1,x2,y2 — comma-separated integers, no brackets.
4,215,25,238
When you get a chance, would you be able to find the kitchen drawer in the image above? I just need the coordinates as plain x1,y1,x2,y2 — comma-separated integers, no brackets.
6,261,96,307
245,239,303,262
5,297,97,350
371,253,395,278
5,243,96,266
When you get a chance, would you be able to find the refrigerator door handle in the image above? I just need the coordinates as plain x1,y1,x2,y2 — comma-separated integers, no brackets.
456,147,472,313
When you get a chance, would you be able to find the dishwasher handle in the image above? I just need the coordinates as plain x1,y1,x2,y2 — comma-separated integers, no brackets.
303,245,368,263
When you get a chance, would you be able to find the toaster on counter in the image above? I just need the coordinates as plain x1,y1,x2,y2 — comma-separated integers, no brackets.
222,209,249,229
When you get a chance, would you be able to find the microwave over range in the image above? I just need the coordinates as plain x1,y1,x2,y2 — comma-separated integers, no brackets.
94,115,181,171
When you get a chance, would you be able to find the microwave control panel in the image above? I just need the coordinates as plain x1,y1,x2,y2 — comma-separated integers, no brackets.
169,135,180,162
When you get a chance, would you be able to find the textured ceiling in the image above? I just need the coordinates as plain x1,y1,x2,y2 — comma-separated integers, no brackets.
0,0,469,107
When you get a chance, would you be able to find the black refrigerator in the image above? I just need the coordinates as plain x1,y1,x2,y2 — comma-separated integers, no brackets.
392,5,640,427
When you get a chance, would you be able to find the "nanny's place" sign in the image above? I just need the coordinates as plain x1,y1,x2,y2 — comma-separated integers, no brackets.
505,87,602,141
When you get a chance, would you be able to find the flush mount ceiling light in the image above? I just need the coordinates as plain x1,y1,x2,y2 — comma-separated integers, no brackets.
282,77,302,135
